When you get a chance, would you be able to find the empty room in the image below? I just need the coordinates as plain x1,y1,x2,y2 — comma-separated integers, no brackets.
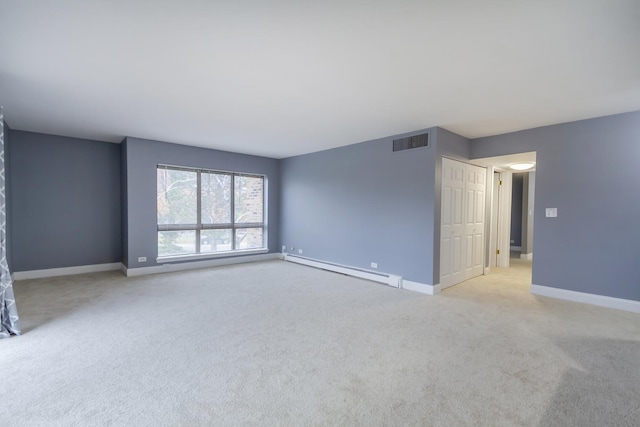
1,1,639,426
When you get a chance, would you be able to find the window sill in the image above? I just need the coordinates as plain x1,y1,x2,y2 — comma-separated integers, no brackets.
156,248,269,263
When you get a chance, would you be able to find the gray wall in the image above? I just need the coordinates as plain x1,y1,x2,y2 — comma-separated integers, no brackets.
7,109,639,304
280,128,438,284
123,137,280,268
521,172,535,255
511,173,524,247
471,111,640,301
9,131,121,271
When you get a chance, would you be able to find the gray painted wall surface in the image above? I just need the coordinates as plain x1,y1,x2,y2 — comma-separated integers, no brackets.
471,111,640,301
7,108,639,304
280,128,437,284
521,172,535,256
511,173,524,247
9,131,121,271
123,137,280,268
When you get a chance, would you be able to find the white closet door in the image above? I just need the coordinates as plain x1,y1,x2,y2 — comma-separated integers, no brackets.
463,164,486,280
440,158,466,288
440,158,486,288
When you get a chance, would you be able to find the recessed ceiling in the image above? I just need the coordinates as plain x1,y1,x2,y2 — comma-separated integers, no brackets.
472,152,537,172
1,1,639,158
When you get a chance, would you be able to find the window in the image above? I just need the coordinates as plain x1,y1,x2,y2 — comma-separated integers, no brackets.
157,165,265,258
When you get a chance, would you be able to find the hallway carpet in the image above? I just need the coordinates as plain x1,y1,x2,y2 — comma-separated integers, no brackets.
2,260,639,426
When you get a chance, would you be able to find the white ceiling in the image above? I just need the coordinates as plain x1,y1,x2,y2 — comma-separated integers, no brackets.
1,1,639,159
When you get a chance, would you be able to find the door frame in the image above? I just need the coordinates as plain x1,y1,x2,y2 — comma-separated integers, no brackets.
488,168,512,269
489,171,500,269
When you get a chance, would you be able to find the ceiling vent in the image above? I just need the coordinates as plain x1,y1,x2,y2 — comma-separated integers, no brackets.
392,133,429,152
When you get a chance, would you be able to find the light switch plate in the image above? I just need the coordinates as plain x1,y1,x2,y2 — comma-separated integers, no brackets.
545,208,558,218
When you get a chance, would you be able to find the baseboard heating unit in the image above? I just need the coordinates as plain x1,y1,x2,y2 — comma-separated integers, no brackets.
283,253,401,288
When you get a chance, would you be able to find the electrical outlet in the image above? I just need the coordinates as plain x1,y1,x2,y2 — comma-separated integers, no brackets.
138,256,147,262
298,249,303,254
371,262,378,269
282,245,286,253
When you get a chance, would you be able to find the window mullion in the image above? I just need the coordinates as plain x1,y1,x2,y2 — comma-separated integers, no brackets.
234,223,263,228
201,223,233,230
231,173,236,251
157,224,199,231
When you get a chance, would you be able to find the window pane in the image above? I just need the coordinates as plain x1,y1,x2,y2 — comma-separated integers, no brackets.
158,230,196,257
235,228,264,250
201,173,231,224
157,169,197,224
234,175,263,224
201,229,233,253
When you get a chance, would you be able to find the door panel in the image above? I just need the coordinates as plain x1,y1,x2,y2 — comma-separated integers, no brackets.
465,235,473,268
441,238,451,276
473,233,483,267
453,188,463,225
476,191,484,223
452,236,462,273
442,187,451,226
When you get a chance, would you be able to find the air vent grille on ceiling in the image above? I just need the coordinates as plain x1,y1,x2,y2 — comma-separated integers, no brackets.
393,133,429,152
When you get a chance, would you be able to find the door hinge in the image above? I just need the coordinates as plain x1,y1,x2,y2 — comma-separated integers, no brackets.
496,249,500,255
499,180,502,185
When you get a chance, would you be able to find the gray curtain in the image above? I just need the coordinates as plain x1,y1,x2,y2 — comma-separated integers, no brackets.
0,107,20,338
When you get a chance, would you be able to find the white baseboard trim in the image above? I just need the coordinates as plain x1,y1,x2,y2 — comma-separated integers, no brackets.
520,252,533,261
510,246,522,251
531,284,640,314
284,254,402,288
13,262,122,280
124,253,280,277
402,280,440,295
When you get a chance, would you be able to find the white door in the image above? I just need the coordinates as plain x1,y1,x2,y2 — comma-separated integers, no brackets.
463,164,485,280
440,158,466,288
440,158,487,289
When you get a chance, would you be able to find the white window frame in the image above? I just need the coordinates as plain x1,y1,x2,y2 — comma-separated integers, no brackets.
157,164,267,261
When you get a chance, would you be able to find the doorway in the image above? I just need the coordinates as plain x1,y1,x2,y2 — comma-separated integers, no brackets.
473,152,536,278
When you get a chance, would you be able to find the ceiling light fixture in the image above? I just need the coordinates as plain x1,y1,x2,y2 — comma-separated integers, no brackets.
509,162,535,171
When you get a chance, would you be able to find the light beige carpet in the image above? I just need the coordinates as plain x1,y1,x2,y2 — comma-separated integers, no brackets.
2,260,639,426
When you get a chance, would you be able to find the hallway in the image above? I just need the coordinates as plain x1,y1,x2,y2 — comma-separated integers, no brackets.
441,255,533,301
